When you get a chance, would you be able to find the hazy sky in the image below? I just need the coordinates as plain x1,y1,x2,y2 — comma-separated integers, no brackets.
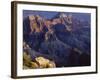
23,10,91,22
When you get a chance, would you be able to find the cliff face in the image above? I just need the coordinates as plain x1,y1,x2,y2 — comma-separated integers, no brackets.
23,13,91,68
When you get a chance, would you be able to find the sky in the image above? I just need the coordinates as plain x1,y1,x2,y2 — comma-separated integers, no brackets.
23,10,91,22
